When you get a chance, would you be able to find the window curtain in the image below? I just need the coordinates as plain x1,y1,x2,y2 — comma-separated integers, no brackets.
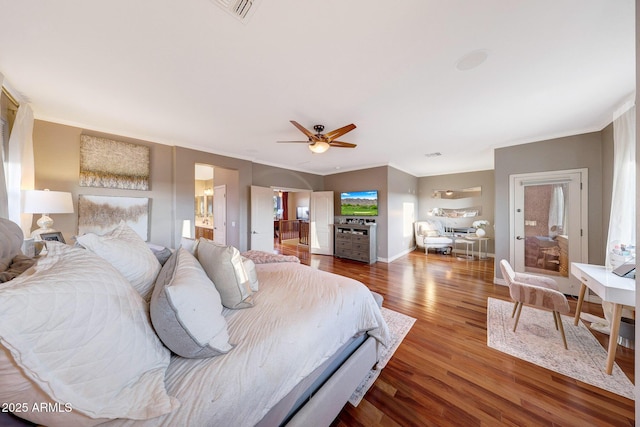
548,184,564,238
605,105,636,268
7,102,35,237
0,72,8,219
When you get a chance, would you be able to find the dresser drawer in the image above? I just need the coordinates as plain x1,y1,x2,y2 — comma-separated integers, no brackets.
352,242,368,251
336,240,352,249
335,247,352,257
352,235,369,244
336,233,352,241
351,251,370,262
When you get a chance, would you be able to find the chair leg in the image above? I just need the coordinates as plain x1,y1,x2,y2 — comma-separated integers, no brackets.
555,311,568,350
513,302,523,332
552,311,559,330
511,301,519,318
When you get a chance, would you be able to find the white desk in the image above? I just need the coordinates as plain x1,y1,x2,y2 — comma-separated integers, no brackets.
571,262,635,375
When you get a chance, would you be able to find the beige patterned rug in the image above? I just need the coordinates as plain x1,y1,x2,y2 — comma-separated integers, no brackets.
487,297,634,400
349,307,416,406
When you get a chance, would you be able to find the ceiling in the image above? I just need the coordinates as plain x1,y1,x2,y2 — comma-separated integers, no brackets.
0,1,634,177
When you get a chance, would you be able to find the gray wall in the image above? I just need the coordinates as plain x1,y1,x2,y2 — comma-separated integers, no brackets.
174,146,252,250
33,120,175,247
418,170,495,253
324,166,389,259
387,167,419,259
32,120,330,252
252,163,324,191
494,131,606,279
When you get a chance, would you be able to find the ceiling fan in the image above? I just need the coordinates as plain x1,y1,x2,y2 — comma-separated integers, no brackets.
278,120,357,153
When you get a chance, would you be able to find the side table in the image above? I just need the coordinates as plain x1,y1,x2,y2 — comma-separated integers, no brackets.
454,238,475,260
466,236,489,259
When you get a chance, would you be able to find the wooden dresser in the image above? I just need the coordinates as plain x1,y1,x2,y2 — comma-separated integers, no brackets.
334,224,377,264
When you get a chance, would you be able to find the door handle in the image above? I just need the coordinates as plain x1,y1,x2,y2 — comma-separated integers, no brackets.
252,231,258,234
516,236,524,240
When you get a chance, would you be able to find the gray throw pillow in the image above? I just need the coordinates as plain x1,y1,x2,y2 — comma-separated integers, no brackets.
196,239,254,309
150,248,233,358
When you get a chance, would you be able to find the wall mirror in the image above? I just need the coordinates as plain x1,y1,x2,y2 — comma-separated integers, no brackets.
194,164,214,238
429,206,482,218
432,186,481,199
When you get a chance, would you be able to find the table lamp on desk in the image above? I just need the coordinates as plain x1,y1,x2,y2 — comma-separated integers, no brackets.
22,189,74,239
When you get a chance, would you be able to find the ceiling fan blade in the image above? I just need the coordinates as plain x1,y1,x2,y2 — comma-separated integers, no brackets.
329,140,357,148
290,121,320,141
277,140,311,144
324,123,356,142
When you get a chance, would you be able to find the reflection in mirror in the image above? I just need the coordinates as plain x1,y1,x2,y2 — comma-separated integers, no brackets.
429,206,482,218
195,164,214,239
432,186,481,199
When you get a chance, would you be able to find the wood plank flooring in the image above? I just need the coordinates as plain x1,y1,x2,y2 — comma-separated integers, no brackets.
276,243,635,427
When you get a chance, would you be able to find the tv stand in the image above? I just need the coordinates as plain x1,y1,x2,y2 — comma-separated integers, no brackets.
334,224,377,264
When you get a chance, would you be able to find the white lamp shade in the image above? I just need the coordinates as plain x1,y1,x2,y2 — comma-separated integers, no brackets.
182,219,192,238
23,190,74,214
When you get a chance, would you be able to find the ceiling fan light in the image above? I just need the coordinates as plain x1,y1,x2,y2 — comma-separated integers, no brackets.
308,141,330,154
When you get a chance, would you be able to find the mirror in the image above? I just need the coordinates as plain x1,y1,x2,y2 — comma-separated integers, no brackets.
195,164,214,231
432,186,481,199
429,206,482,218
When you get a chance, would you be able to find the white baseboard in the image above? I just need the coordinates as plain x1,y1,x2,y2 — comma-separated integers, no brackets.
377,246,417,263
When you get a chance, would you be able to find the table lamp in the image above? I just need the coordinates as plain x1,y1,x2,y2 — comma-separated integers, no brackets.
23,189,74,239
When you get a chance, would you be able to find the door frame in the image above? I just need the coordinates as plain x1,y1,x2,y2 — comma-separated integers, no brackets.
213,184,226,245
509,168,589,294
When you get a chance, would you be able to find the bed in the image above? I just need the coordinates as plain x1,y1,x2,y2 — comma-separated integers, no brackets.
0,218,389,427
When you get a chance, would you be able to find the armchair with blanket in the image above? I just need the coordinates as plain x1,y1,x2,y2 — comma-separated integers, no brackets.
414,220,453,255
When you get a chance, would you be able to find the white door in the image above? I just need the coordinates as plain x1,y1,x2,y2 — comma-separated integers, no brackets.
310,191,334,255
250,185,275,252
510,169,588,295
213,184,226,245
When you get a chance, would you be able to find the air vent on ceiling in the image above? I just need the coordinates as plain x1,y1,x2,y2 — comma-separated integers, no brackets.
211,0,260,23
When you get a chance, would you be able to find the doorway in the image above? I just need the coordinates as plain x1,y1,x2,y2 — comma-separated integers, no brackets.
510,169,588,295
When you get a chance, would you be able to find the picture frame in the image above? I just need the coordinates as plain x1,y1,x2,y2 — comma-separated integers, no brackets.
39,231,66,244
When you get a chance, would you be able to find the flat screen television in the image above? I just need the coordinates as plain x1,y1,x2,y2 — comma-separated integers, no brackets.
340,190,378,216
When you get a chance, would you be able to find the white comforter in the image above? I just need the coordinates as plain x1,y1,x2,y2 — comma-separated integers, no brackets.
103,262,389,427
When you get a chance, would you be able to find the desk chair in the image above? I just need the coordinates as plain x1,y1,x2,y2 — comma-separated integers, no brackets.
499,259,571,349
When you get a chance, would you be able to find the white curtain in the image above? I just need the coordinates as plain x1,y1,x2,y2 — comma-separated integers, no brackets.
605,105,636,268
0,72,8,219
548,184,564,238
7,103,35,236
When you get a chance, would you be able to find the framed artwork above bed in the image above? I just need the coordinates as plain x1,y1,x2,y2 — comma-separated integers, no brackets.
78,195,149,240
79,135,150,190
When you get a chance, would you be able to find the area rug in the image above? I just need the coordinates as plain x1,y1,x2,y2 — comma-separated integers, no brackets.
487,297,634,400
349,307,416,406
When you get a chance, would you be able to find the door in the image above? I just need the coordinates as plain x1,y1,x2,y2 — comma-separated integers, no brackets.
213,184,226,245
510,169,588,295
250,185,275,252
310,191,334,255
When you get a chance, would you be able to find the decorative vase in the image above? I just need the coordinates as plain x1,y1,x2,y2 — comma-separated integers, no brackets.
476,228,486,237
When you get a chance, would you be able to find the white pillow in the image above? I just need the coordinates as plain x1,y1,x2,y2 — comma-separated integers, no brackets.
76,221,161,300
242,256,259,292
150,248,233,358
0,344,108,426
196,239,254,309
0,243,178,425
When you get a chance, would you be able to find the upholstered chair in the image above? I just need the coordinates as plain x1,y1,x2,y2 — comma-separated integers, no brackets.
499,259,571,349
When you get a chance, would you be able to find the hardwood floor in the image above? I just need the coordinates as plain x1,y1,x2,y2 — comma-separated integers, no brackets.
275,243,635,427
